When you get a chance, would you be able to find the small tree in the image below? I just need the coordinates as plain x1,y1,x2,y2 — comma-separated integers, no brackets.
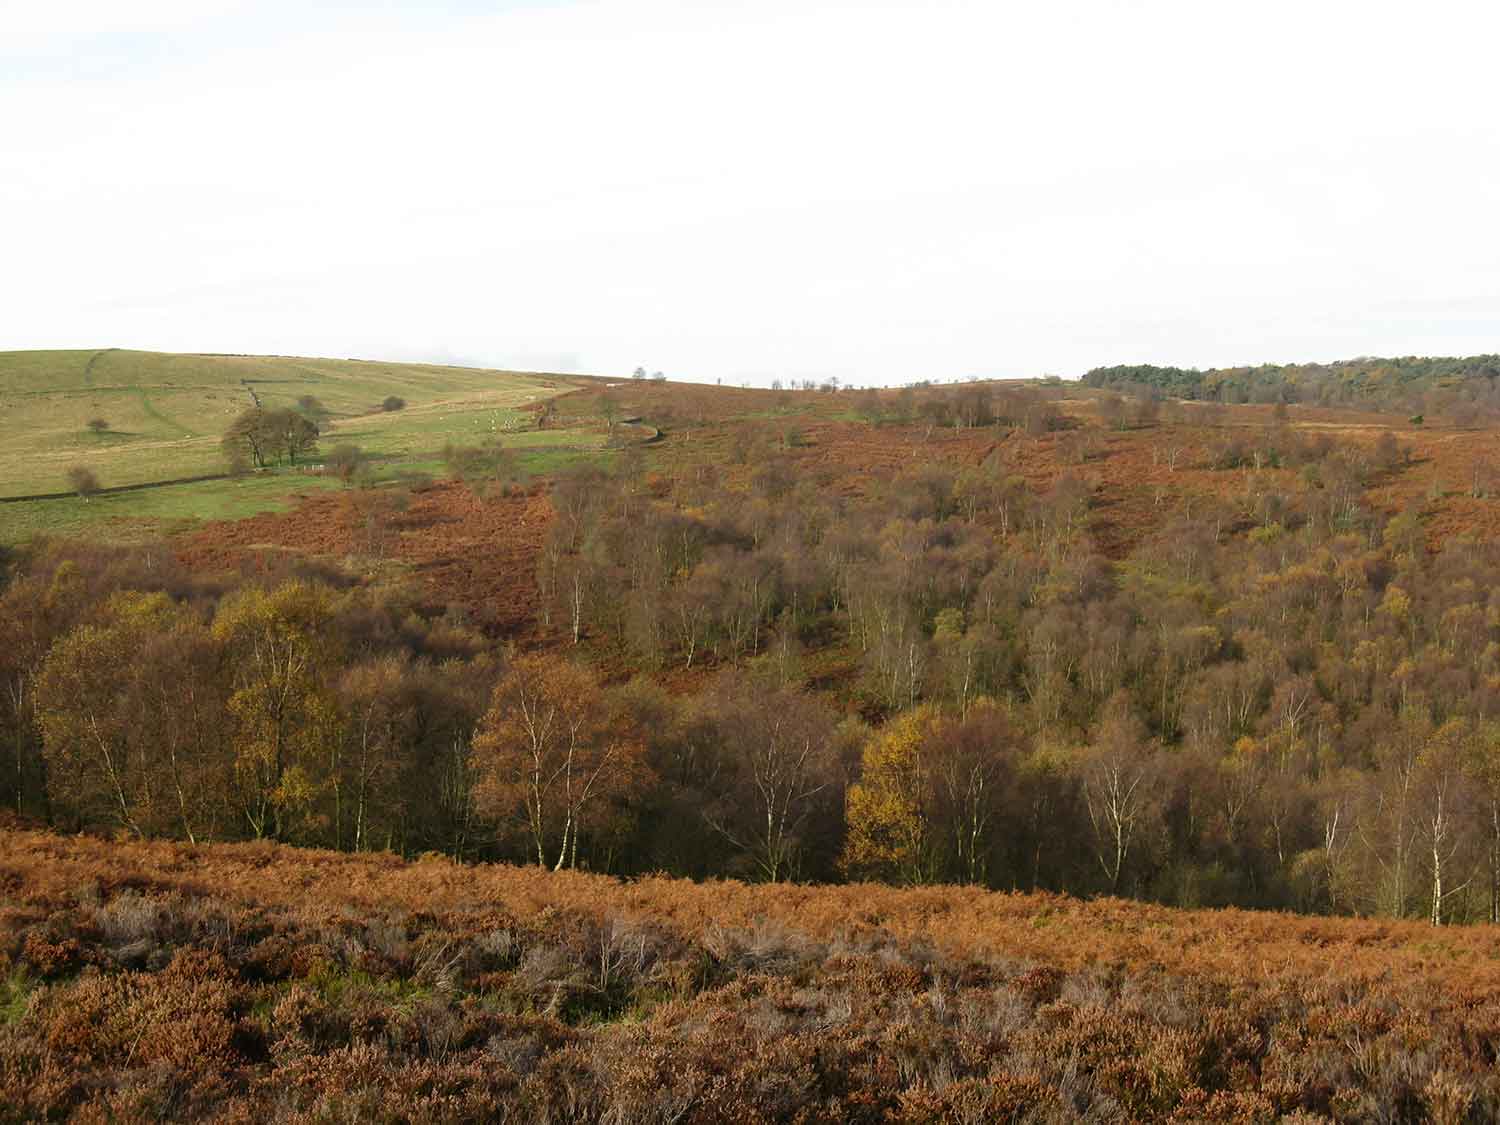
263,408,320,466
86,418,109,436
597,391,620,431
381,395,406,412
66,466,100,501
632,366,647,381
700,673,838,882
224,407,269,469
324,444,365,487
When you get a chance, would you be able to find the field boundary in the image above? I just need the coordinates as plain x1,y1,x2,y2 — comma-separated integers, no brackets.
0,471,232,504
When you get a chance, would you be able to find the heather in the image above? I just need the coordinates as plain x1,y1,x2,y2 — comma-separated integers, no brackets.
3,826,1500,1122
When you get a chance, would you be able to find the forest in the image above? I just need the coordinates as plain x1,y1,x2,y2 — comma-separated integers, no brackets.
1083,353,1500,411
5,375,1500,928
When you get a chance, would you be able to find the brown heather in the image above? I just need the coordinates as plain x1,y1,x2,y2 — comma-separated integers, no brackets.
4,825,1500,1122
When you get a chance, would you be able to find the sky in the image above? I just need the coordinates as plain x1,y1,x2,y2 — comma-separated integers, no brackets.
3,0,1499,386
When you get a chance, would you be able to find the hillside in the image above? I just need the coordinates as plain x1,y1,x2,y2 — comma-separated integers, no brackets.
0,347,585,496
6,371,1500,912
2,825,1498,1121
0,348,603,540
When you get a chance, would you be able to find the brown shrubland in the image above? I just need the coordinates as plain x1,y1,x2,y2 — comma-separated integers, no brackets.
5,826,1500,1121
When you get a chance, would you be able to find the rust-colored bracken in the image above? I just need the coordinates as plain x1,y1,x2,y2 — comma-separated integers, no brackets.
4,825,1500,1121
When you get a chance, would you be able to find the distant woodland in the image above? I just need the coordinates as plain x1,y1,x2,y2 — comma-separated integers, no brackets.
1083,353,1500,414
6,371,1500,926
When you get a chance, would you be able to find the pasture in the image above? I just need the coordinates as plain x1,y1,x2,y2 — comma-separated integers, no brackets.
0,349,599,541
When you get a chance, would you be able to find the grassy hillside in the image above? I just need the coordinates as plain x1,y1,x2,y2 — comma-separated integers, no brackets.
2,825,1498,1121
0,349,601,540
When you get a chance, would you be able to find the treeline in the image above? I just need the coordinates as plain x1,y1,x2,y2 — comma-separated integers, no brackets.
7,416,1500,923
845,383,1073,434
1084,354,1500,416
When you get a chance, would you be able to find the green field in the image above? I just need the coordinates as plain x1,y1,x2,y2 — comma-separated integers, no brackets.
0,349,603,542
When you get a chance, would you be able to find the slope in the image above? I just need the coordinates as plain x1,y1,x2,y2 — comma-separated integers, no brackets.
0,348,582,500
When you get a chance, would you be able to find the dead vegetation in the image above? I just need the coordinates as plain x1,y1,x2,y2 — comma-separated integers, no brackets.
5,826,1500,1121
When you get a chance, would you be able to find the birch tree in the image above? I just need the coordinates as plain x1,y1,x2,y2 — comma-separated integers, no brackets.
472,655,646,870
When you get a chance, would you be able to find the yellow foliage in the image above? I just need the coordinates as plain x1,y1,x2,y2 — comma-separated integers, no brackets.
840,706,941,884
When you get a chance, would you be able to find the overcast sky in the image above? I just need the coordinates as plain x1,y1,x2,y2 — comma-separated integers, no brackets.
4,1,1499,385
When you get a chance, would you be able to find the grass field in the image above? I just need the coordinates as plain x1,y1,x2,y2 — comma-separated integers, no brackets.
0,349,600,542
0,472,354,545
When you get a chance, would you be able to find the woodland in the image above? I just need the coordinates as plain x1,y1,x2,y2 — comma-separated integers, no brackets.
4,369,1500,926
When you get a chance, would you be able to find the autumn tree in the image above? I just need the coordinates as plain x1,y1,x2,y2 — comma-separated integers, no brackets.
597,390,621,431
36,592,228,840
223,407,267,469
1078,694,1162,895
931,700,1020,885
134,613,233,843
842,706,942,884
213,581,342,841
222,407,319,469
264,407,320,465
1358,711,1430,918
843,700,1020,887
324,443,365,487
472,655,648,870
393,657,496,861
443,440,524,498
699,672,839,882
1417,721,1482,925
66,466,100,501
1462,722,1500,923
37,593,174,835
0,561,91,817
333,655,415,851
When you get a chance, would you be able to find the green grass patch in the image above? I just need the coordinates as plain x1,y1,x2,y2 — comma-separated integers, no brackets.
308,967,433,1009
0,472,346,545
0,968,35,1026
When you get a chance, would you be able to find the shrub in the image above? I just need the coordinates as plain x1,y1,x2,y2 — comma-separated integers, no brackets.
65,465,100,500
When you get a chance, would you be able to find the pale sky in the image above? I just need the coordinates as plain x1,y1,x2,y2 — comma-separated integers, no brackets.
4,0,1499,385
